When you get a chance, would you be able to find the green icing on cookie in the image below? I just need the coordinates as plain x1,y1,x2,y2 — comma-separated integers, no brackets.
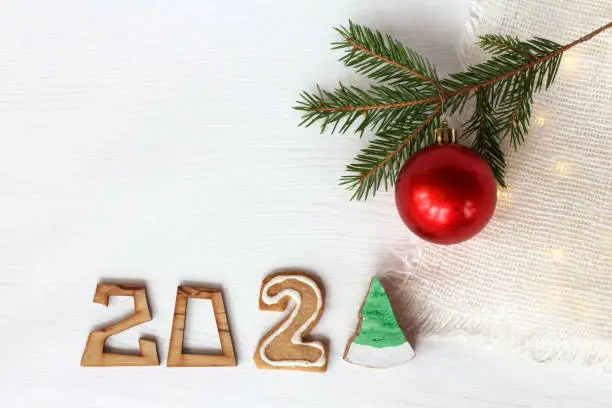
352,277,407,348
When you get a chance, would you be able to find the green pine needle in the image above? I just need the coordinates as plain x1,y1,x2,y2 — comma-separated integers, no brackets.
465,88,506,186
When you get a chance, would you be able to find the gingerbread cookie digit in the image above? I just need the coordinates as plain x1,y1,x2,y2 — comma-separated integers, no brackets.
167,286,237,367
81,283,159,367
254,272,328,372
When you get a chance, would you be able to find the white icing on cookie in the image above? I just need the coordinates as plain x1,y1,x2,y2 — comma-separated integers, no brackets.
345,342,415,368
259,275,326,367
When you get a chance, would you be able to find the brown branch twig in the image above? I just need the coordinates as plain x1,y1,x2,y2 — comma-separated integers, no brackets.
314,96,439,112
358,105,442,183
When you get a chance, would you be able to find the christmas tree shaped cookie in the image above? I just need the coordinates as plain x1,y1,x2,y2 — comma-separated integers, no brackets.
344,277,415,368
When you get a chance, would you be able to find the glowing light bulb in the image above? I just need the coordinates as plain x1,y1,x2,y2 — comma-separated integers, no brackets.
496,187,514,210
561,51,583,73
554,161,571,175
551,248,566,260
599,223,612,256
497,187,511,201
570,298,594,320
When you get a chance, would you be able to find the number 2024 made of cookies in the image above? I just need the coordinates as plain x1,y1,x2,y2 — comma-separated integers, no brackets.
81,272,415,371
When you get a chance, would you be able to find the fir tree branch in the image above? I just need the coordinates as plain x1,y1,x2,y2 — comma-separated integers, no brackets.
441,38,563,99
334,21,442,90
295,83,438,135
345,39,442,88
442,23,611,99
296,21,612,200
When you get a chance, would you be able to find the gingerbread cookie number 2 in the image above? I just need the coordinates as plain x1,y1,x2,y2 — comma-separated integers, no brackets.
254,272,328,372
81,284,159,367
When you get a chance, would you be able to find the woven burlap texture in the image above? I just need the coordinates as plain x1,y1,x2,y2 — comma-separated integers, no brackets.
394,0,612,368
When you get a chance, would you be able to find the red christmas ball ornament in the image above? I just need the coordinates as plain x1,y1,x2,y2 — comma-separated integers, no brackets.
395,121,497,245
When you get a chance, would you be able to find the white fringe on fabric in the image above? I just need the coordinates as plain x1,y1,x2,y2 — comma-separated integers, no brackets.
389,273,612,371
392,0,612,371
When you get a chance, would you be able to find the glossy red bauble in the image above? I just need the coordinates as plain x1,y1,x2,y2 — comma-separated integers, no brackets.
395,143,497,245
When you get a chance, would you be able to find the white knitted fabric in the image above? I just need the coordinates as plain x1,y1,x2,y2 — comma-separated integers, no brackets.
393,0,612,368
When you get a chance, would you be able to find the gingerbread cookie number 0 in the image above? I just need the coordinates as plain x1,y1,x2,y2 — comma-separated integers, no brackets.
254,272,328,372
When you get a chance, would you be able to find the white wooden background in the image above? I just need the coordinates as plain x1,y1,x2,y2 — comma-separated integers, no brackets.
1,1,611,407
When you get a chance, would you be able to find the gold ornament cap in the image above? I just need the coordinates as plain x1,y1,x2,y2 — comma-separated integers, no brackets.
435,120,457,144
